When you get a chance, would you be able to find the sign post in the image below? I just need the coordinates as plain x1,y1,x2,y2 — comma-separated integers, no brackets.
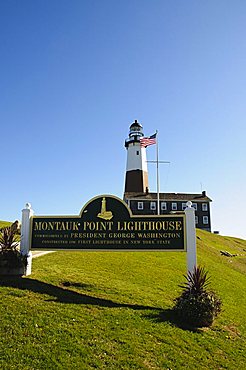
20,203,33,276
185,201,197,273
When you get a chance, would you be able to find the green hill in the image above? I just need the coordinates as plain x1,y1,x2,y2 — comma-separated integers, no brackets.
0,229,245,369
0,220,12,229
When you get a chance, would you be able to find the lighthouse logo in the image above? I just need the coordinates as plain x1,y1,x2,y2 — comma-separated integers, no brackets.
97,197,113,221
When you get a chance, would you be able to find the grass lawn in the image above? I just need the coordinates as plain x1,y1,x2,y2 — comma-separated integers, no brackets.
0,230,246,369
0,220,12,229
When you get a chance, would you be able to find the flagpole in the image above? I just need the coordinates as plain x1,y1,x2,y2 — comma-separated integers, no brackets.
156,130,160,215
146,131,169,212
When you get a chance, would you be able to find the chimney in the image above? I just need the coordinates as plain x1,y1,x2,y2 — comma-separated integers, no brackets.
202,190,206,197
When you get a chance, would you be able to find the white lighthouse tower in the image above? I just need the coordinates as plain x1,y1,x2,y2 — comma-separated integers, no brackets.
124,120,149,193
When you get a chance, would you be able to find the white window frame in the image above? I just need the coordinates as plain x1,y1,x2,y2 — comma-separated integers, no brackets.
172,202,177,211
182,203,187,210
161,202,167,211
202,203,208,212
192,203,197,211
137,201,143,210
150,201,156,210
195,216,198,224
203,216,209,225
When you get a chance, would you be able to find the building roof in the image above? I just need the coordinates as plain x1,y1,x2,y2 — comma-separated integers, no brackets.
124,191,212,202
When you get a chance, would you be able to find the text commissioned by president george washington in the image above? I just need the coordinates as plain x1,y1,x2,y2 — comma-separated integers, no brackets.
31,195,186,251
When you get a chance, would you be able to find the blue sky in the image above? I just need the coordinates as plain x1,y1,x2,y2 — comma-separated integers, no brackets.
1,0,246,239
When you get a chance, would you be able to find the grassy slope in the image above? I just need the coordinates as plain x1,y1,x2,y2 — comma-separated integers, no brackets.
0,220,12,229
0,230,245,369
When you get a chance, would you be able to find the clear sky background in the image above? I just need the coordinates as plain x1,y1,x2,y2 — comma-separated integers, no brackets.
1,0,245,239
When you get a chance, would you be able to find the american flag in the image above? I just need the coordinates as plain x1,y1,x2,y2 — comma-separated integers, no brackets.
140,133,157,148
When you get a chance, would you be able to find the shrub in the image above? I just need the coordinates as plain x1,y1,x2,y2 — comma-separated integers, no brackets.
0,227,27,270
174,266,222,327
0,227,19,253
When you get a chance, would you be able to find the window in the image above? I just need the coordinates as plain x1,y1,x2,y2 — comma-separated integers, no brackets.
150,201,156,210
136,150,139,155
172,203,177,210
195,216,198,224
137,202,143,210
182,203,187,210
161,202,167,211
192,203,197,211
203,216,209,224
202,203,208,211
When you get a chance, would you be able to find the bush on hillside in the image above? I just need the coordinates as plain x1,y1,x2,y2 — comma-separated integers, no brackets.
0,227,27,270
174,266,222,328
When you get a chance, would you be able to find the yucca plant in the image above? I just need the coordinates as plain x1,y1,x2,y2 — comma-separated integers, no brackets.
174,266,222,328
0,227,19,252
179,266,211,295
0,227,27,270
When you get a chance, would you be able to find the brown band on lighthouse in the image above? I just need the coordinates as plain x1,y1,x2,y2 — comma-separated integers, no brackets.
125,170,149,193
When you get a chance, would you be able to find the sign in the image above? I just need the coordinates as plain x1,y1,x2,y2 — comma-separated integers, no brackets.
31,195,186,251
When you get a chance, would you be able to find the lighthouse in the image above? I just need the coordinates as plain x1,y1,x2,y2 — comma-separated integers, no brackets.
124,120,149,193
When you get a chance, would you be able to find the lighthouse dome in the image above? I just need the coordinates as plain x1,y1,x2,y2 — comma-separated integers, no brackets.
129,119,144,138
125,119,144,148
130,119,142,130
